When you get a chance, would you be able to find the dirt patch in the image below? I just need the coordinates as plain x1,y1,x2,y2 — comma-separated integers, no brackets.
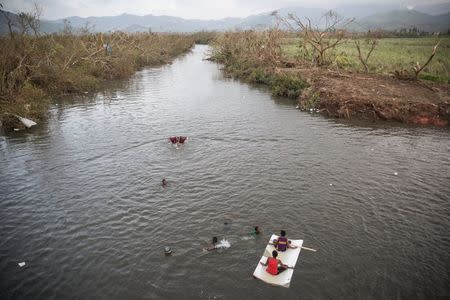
290,66,450,127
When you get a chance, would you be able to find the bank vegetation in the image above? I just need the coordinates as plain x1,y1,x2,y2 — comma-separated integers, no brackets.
0,5,198,131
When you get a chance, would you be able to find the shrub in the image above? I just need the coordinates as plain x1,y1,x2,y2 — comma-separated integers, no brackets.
271,73,308,98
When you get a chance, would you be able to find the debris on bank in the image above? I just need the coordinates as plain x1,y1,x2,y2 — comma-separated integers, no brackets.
1,113,37,132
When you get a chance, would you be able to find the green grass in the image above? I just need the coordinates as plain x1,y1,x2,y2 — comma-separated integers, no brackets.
282,36,450,81
225,65,308,99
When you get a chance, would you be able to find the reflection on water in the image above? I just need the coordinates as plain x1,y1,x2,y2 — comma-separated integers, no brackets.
1,45,449,300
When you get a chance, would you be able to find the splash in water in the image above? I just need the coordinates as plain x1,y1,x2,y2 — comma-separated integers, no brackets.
215,239,231,249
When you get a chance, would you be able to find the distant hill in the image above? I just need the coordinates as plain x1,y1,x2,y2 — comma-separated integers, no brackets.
334,3,405,18
1,3,450,35
50,13,244,32
356,10,450,32
413,2,450,16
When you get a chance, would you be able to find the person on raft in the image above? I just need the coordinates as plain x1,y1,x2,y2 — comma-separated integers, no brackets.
203,236,218,251
273,230,297,252
260,250,292,275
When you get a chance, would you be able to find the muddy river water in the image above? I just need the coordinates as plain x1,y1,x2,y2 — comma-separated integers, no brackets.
1,45,449,299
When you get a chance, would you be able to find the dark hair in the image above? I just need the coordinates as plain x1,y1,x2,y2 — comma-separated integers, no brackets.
272,250,278,258
281,230,286,237
212,237,218,244
254,226,259,230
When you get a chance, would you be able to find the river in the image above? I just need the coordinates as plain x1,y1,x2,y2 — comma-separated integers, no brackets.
1,45,449,299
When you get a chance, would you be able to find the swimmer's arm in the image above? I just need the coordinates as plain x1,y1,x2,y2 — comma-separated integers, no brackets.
203,245,216,251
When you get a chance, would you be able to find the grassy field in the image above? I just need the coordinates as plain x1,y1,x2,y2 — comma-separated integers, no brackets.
282,36,450,82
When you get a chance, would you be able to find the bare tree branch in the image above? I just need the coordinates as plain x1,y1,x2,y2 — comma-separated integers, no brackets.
413,41,440,80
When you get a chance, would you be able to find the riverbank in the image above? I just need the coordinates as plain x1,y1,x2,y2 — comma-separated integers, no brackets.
0,32,196,131
210,32,450,127
295,66,450,126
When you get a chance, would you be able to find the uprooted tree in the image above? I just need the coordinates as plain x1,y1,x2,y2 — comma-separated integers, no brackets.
276,10,353,66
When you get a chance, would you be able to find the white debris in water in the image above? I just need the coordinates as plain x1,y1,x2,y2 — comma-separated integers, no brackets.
394,172,398,176
295,105,299,109
329,183,333,186
370,148,374,151
18,262,26,267
16,115,37,128
215,239,231,249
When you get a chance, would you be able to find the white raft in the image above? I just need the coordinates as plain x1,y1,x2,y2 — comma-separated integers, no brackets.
253,234,303,288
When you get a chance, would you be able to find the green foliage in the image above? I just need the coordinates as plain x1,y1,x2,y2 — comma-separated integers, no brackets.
419,74,450,84
303,91,320,110
334,52,353,68
247,68,272,85
271,73,307,98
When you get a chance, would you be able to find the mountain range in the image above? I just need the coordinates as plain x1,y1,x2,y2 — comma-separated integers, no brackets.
1,3,450,34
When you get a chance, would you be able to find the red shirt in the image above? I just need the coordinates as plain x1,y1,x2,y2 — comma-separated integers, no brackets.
266,257,278,275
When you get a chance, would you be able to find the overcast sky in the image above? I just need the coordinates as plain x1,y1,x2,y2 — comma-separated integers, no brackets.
3,0,448,20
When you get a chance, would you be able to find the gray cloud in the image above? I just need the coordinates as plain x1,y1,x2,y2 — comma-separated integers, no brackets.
2,0,448,20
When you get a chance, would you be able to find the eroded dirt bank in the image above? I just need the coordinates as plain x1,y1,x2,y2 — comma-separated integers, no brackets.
293,67,450,126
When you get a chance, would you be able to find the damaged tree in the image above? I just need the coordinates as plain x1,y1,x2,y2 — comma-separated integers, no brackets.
354,33,379,73
277,10,353,66
412,41,440,80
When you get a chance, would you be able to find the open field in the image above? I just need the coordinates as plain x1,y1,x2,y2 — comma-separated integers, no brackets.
282,36,450,82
